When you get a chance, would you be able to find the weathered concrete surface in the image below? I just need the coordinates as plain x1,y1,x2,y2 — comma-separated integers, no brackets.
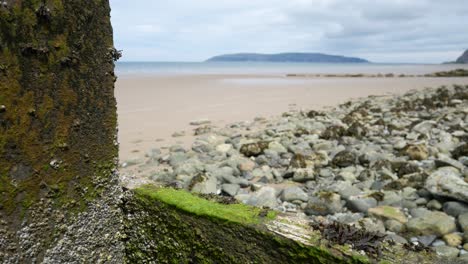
123,186,441,264
0,0,123,263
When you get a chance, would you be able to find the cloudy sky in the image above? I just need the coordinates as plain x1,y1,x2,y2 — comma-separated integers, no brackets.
110,0,468,63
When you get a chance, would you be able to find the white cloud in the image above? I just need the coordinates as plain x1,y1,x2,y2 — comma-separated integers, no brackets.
110,0,468,63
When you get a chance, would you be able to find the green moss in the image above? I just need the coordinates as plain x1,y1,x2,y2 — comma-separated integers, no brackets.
135,186,276,225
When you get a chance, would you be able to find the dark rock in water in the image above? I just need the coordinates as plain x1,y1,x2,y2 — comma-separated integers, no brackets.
240,141,269,157
332,151,356,167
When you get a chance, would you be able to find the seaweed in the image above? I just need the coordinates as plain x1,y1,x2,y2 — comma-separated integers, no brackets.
311,221,386,257
403,242,432,253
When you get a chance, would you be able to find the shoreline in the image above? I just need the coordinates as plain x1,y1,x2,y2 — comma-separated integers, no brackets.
116,74,468,163
119,84,468,260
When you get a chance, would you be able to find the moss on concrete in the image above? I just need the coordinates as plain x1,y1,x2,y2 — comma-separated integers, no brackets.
123,186,441,264
136,185,276,225
0,0,120,262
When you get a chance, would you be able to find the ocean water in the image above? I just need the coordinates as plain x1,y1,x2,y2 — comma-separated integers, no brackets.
115,61,468,76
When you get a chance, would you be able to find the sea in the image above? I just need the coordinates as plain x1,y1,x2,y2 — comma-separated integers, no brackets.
115,61,468,76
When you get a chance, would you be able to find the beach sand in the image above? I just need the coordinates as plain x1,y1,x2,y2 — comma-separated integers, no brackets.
116,74,468,162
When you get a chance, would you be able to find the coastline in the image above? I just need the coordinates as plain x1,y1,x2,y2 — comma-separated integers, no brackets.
116,73,468,162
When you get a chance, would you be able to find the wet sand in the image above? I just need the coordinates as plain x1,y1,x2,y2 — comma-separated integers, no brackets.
116,74,468,161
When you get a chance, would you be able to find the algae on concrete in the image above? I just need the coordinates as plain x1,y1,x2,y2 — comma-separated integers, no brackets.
123,186,440,264
0,0,123,262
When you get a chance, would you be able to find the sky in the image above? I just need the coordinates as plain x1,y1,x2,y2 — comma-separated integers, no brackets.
110,0,468,63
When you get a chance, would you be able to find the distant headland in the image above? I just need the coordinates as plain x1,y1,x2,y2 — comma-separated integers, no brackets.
206,52,369,63
456,49,468,64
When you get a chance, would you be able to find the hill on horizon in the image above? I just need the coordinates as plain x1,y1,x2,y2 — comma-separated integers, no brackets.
456,49,468,64
206,52,369,63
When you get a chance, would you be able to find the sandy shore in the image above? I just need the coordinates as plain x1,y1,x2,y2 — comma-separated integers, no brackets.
116,74,468,162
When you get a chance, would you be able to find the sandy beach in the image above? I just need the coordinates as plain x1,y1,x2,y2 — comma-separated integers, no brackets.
116,74,468,162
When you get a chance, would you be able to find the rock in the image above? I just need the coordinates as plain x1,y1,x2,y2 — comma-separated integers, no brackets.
427,199,443,210
189,174,218,194
174,159,204,176
385,219,405,233
358,217,386,234
410,208,431,218
221,184,240,197
327,181,361,200
412,120,436,134
368,206,408,223
443,233,463,247
216,144,232,153
240,142,269,157
169,153,189,167
121,158,142,168
405,144,429,161
452,143,468,159
415,235,437,247
336,170,356,182
190,119,211,126
332,151,356,167
246,187,278,208
292,168,315,182
305,192,343,216
458,212,468,232
434,245,459,259
238,160,256,172
172,131,185,137
386,234,408,244
194,125,212,135
346,196,377,213
425,167,468,203
435,156,465,170
289,153,309,168
443,201,468,217
406,211,457,236
268,141,287,154
281,186,308,202
379,191,403,207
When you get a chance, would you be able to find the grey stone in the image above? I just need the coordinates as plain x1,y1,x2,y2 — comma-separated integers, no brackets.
406,211,457,236
410,208,432,218
327,181,361,200
190,174,218,194
268,141,288,154
425,167,468,203
281,186,309,202
385,219,405,233
332,151,356,167
305,192,343,216
221,184,240,197
246,187,278,208
458,212,468,233
346,197,377,213
168,152,189,167
434,245,459,259
416,235,437,247
427,199,443,210
443,201,468,217
292,168,315,182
